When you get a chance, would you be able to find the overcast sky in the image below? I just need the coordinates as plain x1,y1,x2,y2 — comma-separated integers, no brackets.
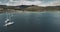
0,0,60,6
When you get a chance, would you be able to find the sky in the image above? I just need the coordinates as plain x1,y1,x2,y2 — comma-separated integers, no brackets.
0,0,60,6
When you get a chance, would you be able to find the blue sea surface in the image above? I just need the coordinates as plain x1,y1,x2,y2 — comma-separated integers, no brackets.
0,11,60,32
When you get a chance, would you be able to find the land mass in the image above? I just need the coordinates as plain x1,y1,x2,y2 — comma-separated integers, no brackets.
0,5,60,13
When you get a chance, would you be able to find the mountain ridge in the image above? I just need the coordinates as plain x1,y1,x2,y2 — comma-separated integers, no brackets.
0,5,60,12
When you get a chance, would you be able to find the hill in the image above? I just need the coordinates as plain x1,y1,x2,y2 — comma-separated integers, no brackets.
0,5,60,12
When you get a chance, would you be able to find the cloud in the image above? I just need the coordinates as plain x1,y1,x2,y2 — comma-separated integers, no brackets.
46,0,60,6
0,2,2,3
6,0,43,6
0,0,60,6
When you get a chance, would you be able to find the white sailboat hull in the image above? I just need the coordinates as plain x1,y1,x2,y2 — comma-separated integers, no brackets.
4,22,14,26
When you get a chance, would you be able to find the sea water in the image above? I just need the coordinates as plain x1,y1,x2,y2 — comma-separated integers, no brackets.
0,11,60,32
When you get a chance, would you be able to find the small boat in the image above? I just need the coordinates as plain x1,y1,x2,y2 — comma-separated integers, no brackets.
4,10,15,27
4,22,14,27
4,19,14,27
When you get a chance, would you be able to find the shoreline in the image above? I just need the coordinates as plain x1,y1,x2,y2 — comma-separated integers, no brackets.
0,10,60,14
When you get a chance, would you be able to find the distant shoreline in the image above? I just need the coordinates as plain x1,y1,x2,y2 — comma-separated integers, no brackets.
0,10,60,14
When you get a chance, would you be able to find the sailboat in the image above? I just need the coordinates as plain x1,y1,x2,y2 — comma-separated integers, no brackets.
4,22,14,27
4,10,14,27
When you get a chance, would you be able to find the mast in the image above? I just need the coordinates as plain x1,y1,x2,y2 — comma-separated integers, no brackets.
4,7,15,27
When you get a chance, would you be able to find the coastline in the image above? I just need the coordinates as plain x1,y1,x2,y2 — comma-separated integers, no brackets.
0,10,60,14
